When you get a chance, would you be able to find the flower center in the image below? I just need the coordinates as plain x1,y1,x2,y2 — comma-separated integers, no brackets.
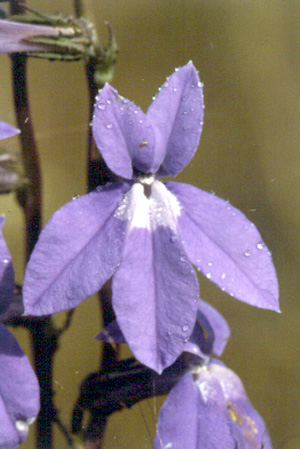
114,179,181,234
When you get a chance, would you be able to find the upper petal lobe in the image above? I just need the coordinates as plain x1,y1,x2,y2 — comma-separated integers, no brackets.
93,84,156,178
147,62,204,177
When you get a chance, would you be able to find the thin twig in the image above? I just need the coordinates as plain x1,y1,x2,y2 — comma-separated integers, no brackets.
56,308,76,337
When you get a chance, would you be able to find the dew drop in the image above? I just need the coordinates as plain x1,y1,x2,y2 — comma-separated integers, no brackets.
221,273,226,280
257,242,264,250
106,99,112,104
134,109,138,114
183,111,188,115
139,119,143,124
206,272,212,279
170,235,177,243
207,262,213,267
173,88,178,92
106,123,113,129
198,81,204,87
97,103,106,111
3,259,9,264
182,324,189,332
184,338,189,343
72,194,80,200
164,82,169,88
244,250,251,257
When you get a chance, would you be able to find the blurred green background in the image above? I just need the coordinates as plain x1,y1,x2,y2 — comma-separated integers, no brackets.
1,0,300,448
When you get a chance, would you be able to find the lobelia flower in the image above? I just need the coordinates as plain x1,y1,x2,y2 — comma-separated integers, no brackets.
154,362,273,449
23,62,279,373
152,301,272,449
0,124,39,448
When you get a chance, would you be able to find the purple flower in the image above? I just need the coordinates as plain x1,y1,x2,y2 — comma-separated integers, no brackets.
153,362,272,449
23,62,279,373
0,19,60,54
0,216,39,448
152,302,271,449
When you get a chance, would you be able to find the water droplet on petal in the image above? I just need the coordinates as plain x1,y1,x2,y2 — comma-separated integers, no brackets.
182,325,189,332
3,259,9,264
97,103,106,110
206,272,212,279
257,242,264,250
244,250,251,257
173,88,178,92
183,111,187,115
106,123,113,129
72,195,80,200
139,119,143,124
221,273,226,280
106,99,112,104
207,262,213,267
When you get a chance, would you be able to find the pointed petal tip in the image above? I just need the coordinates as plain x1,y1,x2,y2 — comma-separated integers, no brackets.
0,121,20,140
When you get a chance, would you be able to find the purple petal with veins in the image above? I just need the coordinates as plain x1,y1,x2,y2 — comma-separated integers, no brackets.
167,181,279,311
23,183,129,315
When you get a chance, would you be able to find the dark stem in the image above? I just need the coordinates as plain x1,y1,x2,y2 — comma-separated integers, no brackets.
73,0,83,18
10,54,41,260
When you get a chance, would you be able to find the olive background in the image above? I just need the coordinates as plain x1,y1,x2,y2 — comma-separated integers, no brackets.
0,1,300,448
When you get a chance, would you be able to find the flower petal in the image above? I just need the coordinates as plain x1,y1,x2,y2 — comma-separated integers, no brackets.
0,323,39,448
167,182,279,311
23,183,129,315
210,362,273,449
112,224,199,373
186,299,230,358
0,20,59,54
147,62,204,177
96,320,125,344
154,370,243,449
93,84,156,179
0,122,19,141
0,216,14,316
